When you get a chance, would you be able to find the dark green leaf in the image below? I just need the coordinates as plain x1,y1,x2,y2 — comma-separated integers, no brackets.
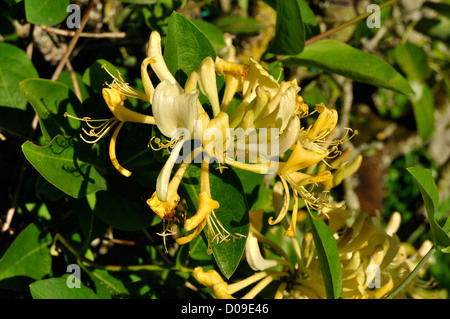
407,167,450,252
268,0,305,55
30,277,99,299
164,12,216,86
0,223,52,290
86,190,153,231
308,212,343,299
0,42,39,110
181,164,250,279
25,0,70,26
282,40,415,96
423,1,450,19
82,59,121,94
22,135,108,199
19,79,84,142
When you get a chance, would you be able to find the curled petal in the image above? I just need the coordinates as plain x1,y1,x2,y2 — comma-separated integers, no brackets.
245,232,279,271
102,88,155,124
278,141,328,175
156,139,186,202
198,57,220,117
308,104,338,140
109,121,132,177
147,31,179,86
184,192,220,232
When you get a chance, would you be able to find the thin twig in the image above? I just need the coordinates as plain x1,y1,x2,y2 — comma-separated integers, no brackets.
65,59,83,102
305,0,400,47
51,0,95,82
40,25,126,39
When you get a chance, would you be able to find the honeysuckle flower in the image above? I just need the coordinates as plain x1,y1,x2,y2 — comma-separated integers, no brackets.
193,209,446,299
65,87,156,177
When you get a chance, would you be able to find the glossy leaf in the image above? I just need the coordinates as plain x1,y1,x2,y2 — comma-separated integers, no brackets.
30,277,99,299
25,0,70,26
282,40,415,96
268,0,305,55
181,164,250,279
19,79,84,142
308,212,343,299
22,135,108,199
164,12,216,86
407,167,450,252
0,223,52,290
0,42,39,110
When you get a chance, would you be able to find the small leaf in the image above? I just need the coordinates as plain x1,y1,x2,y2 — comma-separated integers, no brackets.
30,277,99,299
19,79,84,142
407,167,450,252
268,0,305,55
282,40,415,96
0,223,52,290
25,0,70,26
164,12,217,86
0,42,39,110
308,212,343,299
22,135,108,199
181,164,250,279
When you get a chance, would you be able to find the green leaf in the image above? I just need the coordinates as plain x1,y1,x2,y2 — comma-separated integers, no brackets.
282,40,415,96
393,42,429,82
22,135,108,199
307,212,343,299
268,0,305,55
181,164,250,279
298,0,320,39
19,78,84,143
86,190,153,231
30,277,99,299
0,42,39,110
82,59,120,94
0,223,52,290
410,81,434,141
25,0,70,26
164,12,217,86
191,19,227,52
88,268,129,298
407,167,450,252
214,16,266,35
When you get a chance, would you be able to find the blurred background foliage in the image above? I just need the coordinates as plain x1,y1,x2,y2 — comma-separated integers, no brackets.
0,0,449,298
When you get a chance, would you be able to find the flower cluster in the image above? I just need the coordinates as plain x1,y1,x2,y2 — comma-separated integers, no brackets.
70,30,359,252
193,209,446,299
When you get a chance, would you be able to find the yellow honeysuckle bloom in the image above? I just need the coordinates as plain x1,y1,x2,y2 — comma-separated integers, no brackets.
193,209,446,299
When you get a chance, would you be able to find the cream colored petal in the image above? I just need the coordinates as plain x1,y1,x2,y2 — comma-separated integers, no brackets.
198,57,220,117
147,31,179,86
278,115,300,154
245,232,279,271
156,139,185,202
152,80,198,138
